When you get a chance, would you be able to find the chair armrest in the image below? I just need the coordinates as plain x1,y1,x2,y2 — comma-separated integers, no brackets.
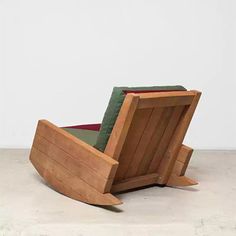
30,120,118,193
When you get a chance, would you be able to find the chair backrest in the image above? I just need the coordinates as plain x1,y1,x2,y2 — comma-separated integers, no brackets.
104,90,201,190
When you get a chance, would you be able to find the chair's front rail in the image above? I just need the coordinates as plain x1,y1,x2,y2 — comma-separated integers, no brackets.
105,91,201,193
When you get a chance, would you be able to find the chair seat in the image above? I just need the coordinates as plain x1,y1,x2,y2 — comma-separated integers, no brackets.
62,128,99,146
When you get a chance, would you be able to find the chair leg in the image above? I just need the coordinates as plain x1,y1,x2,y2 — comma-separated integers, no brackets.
167,174,198,187
167,144,198,187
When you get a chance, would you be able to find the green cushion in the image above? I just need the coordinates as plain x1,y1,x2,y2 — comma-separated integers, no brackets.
63,128,99,146
94,85,187,152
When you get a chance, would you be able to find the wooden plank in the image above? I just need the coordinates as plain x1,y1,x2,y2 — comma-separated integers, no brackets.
167,174,198,187
147,105,185,173
115,108,153,181
104,94,139,161
138,91,196,99
177,145,193,163
30,147,122,205
33,134,113,193
175,145,193,176
136,107,173,176
36,120,118,180
125,107,164,178
172,160,185,176
156,91,201,184
138,91,195,109
111,173,159,193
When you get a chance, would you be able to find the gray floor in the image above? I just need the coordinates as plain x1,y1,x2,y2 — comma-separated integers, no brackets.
0,149,236,236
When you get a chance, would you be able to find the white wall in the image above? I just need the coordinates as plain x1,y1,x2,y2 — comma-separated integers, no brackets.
0,0,235,149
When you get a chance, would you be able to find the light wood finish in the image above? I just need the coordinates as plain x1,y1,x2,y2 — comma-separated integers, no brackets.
166,144,197,187
177,145,193,163
135,107,166,176
114,108,153,181
33,135,113,193
30,90,201,205
147,105,185,174
136,107,172,176
30,148,121,205
115,108,173,183
111,173,159,193
30,120,121,205
172,145,193,176
138,91,195,109
127,107,164,178
104,94,139,161
167,174,198,187
108,90,201,192
36,120,118,179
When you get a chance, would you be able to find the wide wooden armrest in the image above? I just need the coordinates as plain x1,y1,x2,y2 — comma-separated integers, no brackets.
29,120,121,205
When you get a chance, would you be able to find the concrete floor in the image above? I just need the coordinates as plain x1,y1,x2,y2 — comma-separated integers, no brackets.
0,149,236,236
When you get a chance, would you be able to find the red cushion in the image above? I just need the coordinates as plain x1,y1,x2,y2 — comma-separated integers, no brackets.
62,123,101,131
124,89,181,94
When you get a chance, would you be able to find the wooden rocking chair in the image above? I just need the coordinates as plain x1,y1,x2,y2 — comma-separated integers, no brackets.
30,89,201,205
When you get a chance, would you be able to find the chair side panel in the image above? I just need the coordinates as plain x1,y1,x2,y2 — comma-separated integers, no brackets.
30,147,121,205
30,120,118,193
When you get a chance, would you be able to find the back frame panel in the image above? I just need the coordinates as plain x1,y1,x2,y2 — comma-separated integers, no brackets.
104,91,201,193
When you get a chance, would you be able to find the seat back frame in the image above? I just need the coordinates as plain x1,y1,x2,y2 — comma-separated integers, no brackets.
104,91,201,192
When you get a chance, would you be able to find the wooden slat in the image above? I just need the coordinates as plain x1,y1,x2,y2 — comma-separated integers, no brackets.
136,107,174,176
111,173,159,193
30,148,121,205
138,91,196,99
147,105,185,173
138,91,195,109
33,135,112,193
157,91,201,184
114,108,153,181
177,145,193,164
174,145,193,176
104,94,139,161
172,160,185,176
36,120,118,180
125,107,164,178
